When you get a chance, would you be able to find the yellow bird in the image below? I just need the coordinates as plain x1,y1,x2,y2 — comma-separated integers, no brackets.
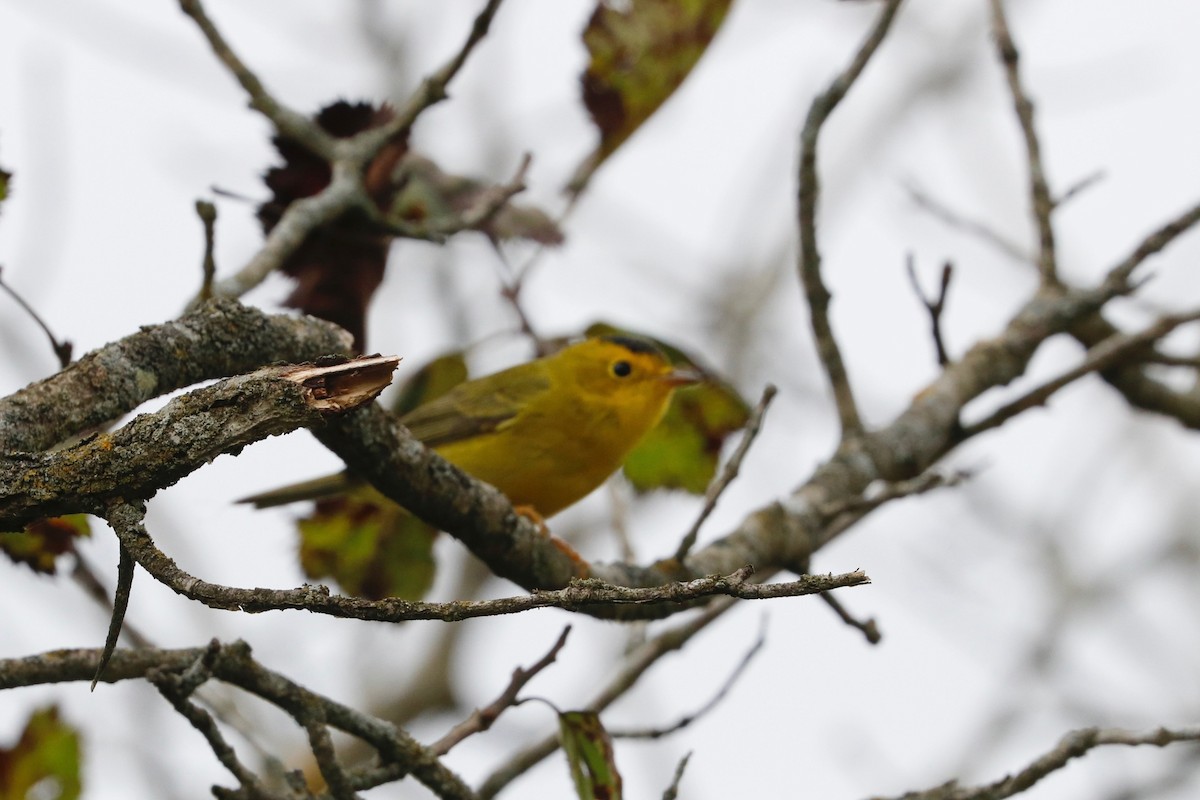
241,335,698,517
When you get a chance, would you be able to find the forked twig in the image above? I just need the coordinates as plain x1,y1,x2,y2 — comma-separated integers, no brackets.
431,627,572,755
906,256,953,366
961,310,1200,440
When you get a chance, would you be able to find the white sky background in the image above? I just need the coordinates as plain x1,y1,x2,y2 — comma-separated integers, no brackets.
4,0,1200,798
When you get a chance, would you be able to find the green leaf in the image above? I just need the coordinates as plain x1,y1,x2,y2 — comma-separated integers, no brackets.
1,515,91,575
585,322,751,494
389,351,469,416
297,487,437,600
558,711,623,800
623,379,749,493
293,352,474,599
0,706,83,800
573,0,735,192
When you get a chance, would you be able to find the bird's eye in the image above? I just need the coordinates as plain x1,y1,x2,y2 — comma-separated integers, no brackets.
611,360,632,378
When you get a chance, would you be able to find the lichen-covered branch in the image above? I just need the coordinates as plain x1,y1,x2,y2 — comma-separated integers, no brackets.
0,355,395,528
0,641,477,799
0,298,351,454
105,505,867,621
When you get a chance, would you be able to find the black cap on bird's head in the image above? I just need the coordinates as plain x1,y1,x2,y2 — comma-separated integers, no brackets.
600,334,666,357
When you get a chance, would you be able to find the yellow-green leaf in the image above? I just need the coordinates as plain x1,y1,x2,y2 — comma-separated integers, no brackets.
623,379,749,493
297,487,437,600
573,0,734,192
0,706,83,800
1,515,92,575
558,711,623,800
292,352,472,599
390,351,469,416
585,322,750,493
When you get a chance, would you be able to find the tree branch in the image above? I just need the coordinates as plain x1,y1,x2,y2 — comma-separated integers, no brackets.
874,725,1200,800
477,596,741,798
430,627,572,756
105,505,868,622
178,0,337,159
989,0,1058,283
192,0,509,303
0,298,351,454
0,641,479,799
797,0,903,438
0,356,397,528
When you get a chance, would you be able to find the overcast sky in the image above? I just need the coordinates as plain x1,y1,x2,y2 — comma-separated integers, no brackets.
4,1,1200,798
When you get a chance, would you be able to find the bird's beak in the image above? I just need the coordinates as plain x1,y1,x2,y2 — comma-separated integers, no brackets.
661,367,702,388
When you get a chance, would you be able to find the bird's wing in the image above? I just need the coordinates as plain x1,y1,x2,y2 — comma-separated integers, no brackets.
400,365,551,448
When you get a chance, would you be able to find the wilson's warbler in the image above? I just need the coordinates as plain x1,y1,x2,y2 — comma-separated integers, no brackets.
241,335,698,517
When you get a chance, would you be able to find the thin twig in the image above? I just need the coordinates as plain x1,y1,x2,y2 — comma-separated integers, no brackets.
903,183,1030,265
797,0,902,439
612,616,766,739
477,597,741,798
91,543,134,690
660,752,692,800
354,0,508,155
961,310,1200,440
71,553,154,650
305,717,359,800
0,641,478,799
493,240,547,353
202,168,362,303
431,626,572,756
106,507,868,621
196,200,218,302
1055,169,1105,207
1101,200,1200,291
675,385,777,561
187,0,508,304
818,468,973,522
0,266,73,367
433,152,531,235
989,0,1057,283
820,591,881,645
905,257,953,367
178,0,336,159
873,725,1200,800
149,646,276,800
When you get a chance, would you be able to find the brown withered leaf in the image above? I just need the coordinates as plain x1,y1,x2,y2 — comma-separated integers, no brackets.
572,0,734,193
259,101,406,352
